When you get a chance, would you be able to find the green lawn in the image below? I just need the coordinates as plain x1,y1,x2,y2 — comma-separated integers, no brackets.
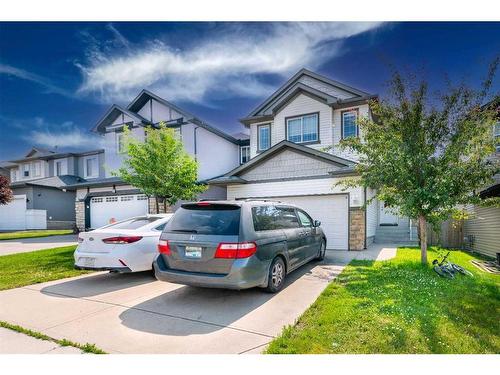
266,248,500,354
0,229,74,241
0,245,89,290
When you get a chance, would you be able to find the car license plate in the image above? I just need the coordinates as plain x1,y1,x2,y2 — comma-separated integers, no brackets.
185,246,202,258
80,257,96,267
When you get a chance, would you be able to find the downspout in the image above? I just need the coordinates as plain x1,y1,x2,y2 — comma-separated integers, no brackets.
193,126,199,161
364,187,367,249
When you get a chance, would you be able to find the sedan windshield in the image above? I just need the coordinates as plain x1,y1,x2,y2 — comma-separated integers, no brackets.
106,217,160,230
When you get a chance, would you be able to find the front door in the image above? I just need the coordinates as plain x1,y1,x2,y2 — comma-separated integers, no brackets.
379,201,399,225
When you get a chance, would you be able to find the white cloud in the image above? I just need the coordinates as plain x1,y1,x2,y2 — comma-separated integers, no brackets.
18,118,104,150
0,64,73,98
77,22,383,104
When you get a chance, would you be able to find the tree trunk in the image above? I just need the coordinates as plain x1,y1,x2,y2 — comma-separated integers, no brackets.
418,215,428,265
155,197,159,214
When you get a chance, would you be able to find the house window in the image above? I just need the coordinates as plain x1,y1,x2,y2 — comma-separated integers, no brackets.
257,124,270,152
23,164,30,177
10,168,18,182
286,113,319,143
240,146,250,164
173,127,182,140
341,110,359,139
33,162,41,177
117,132,126,154
85,157,98,178
495,122,500,152
56,161,63,176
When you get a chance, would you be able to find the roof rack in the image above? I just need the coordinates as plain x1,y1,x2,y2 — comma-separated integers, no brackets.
242,198,282,203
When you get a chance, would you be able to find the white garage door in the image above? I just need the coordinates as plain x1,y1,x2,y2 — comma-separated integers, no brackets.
274,194,349,250
0,195,27,230
90,194,149,229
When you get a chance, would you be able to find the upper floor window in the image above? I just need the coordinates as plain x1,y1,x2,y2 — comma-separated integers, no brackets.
286,113,319,144
84,157,98,179
56,161,64,176
257,124,271,152
23,164,30,177
173,127,182,140
10,168,18,182
494,122,500,152
240,146,250,164
33,162,41,177
341,109,359,139
117,132,126,154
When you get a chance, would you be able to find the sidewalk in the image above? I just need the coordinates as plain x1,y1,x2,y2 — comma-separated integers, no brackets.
0,327,83,354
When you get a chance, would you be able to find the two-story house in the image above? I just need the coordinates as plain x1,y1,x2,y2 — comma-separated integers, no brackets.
209,68,417,251
65,89,249,231
0,147,103,230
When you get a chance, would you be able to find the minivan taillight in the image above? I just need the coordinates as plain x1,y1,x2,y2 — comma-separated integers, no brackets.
214,242,257,259
102,236,142,244
158,240,171,255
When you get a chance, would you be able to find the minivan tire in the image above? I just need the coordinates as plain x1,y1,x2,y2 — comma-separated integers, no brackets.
316,240,326,261
265,257,286,293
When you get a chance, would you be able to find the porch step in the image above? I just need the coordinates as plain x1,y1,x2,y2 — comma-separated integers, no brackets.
374,225,418,245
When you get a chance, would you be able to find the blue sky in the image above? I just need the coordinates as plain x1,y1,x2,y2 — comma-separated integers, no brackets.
0,22,499,160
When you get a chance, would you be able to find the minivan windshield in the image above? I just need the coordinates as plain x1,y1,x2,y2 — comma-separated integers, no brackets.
165,204,241,236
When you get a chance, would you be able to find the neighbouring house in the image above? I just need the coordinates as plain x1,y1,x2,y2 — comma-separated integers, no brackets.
65,89,249,231
209,68,418,251
462,98,500,260
0,147,102,230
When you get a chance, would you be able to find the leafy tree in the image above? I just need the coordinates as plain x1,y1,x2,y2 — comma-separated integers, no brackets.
113,123,206,209
339,62,499,264
0,175,13,205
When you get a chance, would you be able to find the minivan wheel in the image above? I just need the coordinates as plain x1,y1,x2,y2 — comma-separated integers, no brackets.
316,240,326,261
265,257,286,293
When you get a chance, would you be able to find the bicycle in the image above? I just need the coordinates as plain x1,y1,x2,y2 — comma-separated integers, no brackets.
432,251,473,278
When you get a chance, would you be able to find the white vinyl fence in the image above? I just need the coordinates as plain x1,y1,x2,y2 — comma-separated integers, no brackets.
0,195,47,230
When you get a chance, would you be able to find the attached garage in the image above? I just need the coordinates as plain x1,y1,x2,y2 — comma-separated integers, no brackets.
90,194,148,229
209,141,368,251
270,195,349,250
0,195,28,230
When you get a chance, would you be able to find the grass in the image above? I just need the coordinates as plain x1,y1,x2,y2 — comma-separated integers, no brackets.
0,229,73,241
266,247,500,354
0,245,90,290
0,321,106,354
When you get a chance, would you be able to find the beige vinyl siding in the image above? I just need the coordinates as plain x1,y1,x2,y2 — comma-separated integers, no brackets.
273,93,332,152
463,204,500,259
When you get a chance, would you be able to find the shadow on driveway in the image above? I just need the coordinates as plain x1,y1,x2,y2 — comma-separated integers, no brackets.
118,259,336,336
40,271,156,298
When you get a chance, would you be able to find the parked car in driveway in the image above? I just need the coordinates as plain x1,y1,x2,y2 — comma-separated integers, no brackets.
153,200,326,292
74,214,173,273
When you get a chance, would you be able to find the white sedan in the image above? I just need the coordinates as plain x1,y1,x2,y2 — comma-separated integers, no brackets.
74,214,173,273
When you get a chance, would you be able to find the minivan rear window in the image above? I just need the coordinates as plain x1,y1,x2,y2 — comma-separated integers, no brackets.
165,204,241,236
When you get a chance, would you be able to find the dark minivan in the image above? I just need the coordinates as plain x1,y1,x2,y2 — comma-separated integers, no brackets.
153,200,326,292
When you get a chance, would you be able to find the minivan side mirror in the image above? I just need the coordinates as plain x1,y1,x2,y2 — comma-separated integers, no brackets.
313,220,321,227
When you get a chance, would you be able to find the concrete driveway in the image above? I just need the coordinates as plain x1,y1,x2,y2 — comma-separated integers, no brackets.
0,234,78,256
0,245,396,354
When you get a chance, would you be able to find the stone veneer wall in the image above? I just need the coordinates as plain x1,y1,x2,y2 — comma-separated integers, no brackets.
75,201,85,232
349,207,366,251
148,197,174,214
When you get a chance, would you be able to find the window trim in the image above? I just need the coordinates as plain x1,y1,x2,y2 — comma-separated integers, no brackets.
285,112,320,145
23,163,30,177
257,123,271,153
341,108,360,140
240,145,250,164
